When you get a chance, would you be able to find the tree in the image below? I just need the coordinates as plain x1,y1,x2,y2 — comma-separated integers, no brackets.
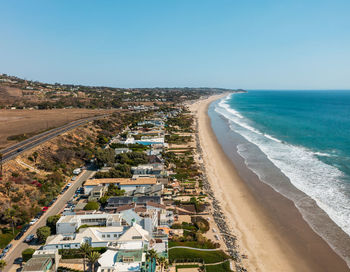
36,226,51,243
33,152,38,163
22,248,35,262
84,201,100,210
95,148,115,168
0,260,6,272
4,208,17,235
46,215,61,234
4,182,11,197
79,242,91,272
106,184,125,196
87,251,100,272
157,256,168,272
146,249,158,272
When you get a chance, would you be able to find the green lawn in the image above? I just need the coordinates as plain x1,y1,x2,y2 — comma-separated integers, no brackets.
168,241,216,249
169,248,230,264
206,261,233,272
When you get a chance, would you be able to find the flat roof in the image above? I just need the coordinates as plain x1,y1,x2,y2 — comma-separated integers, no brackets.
22,257,51,272
84,178,157,186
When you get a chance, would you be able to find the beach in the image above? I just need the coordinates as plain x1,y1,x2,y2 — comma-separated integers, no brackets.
191,94,350,272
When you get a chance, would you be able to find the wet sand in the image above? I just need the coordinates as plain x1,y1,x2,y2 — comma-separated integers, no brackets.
192,94,350,272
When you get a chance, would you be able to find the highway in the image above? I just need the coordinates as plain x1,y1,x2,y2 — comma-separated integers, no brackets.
0,115,108,163
3,169,96,272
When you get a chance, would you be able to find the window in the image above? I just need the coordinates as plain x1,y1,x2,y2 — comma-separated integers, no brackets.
102,234,105,238
107,234,110,238
114,234,117,237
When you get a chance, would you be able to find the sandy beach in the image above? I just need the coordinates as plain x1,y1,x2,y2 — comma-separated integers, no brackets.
192,94,350,272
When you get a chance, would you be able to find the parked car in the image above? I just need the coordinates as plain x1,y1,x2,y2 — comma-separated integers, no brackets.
71,176,77,181
3,244,12,253
14,257,23,265
42,206,49,212
22,224,30,232
67,183,72,187
0,253,5,259
25,234,35,243
14,231,24,240
35,211,43,219
73,168,82,175
29,218,38,225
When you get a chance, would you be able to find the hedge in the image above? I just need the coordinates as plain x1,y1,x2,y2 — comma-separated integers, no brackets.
83,201,100,210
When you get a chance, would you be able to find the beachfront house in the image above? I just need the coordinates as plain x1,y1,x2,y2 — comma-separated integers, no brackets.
83,177,157,194
43,226,125,250
56,213,122,234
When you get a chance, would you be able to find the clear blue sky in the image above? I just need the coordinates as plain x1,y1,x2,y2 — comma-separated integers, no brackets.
1,0,349,89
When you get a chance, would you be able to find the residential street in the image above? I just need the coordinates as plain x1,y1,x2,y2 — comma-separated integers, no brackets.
3,169,95,272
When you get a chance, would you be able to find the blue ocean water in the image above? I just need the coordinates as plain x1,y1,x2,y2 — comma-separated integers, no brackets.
214,90,350,237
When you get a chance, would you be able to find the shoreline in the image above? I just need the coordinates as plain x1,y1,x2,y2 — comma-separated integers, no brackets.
191,94,350,272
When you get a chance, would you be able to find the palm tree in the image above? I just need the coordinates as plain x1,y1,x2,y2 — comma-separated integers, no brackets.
146,249,158,272
0,260,6,272
79,242,91,272
87,251,100,272
157,257,168,272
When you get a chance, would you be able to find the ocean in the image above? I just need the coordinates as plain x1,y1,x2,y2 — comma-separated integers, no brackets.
210,90,350,265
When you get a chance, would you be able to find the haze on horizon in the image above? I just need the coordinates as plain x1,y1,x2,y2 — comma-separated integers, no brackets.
0,0,349,90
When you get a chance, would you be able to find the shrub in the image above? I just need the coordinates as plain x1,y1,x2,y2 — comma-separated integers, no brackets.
22,248,35,262
59,247,106,259
84,201,100,210
37,226,51,243
47,215,61,234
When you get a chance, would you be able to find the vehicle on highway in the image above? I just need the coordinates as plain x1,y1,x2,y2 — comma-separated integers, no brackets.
16,148,23,152
25,234,35,243
42,206,49,212
29,218,38,225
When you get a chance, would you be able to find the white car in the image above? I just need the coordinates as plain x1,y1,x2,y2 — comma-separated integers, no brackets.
29,218,38,225
67,183,72,187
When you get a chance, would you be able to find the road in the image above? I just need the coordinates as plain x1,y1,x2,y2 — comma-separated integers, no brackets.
0,115,108,163
3,169,95,272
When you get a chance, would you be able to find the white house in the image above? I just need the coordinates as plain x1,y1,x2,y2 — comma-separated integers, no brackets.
56,213,122,234
84,178,157,194
43,226,125,250
98,223,151,272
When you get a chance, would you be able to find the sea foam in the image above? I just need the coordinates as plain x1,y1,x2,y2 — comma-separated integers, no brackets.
215,95,350,238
